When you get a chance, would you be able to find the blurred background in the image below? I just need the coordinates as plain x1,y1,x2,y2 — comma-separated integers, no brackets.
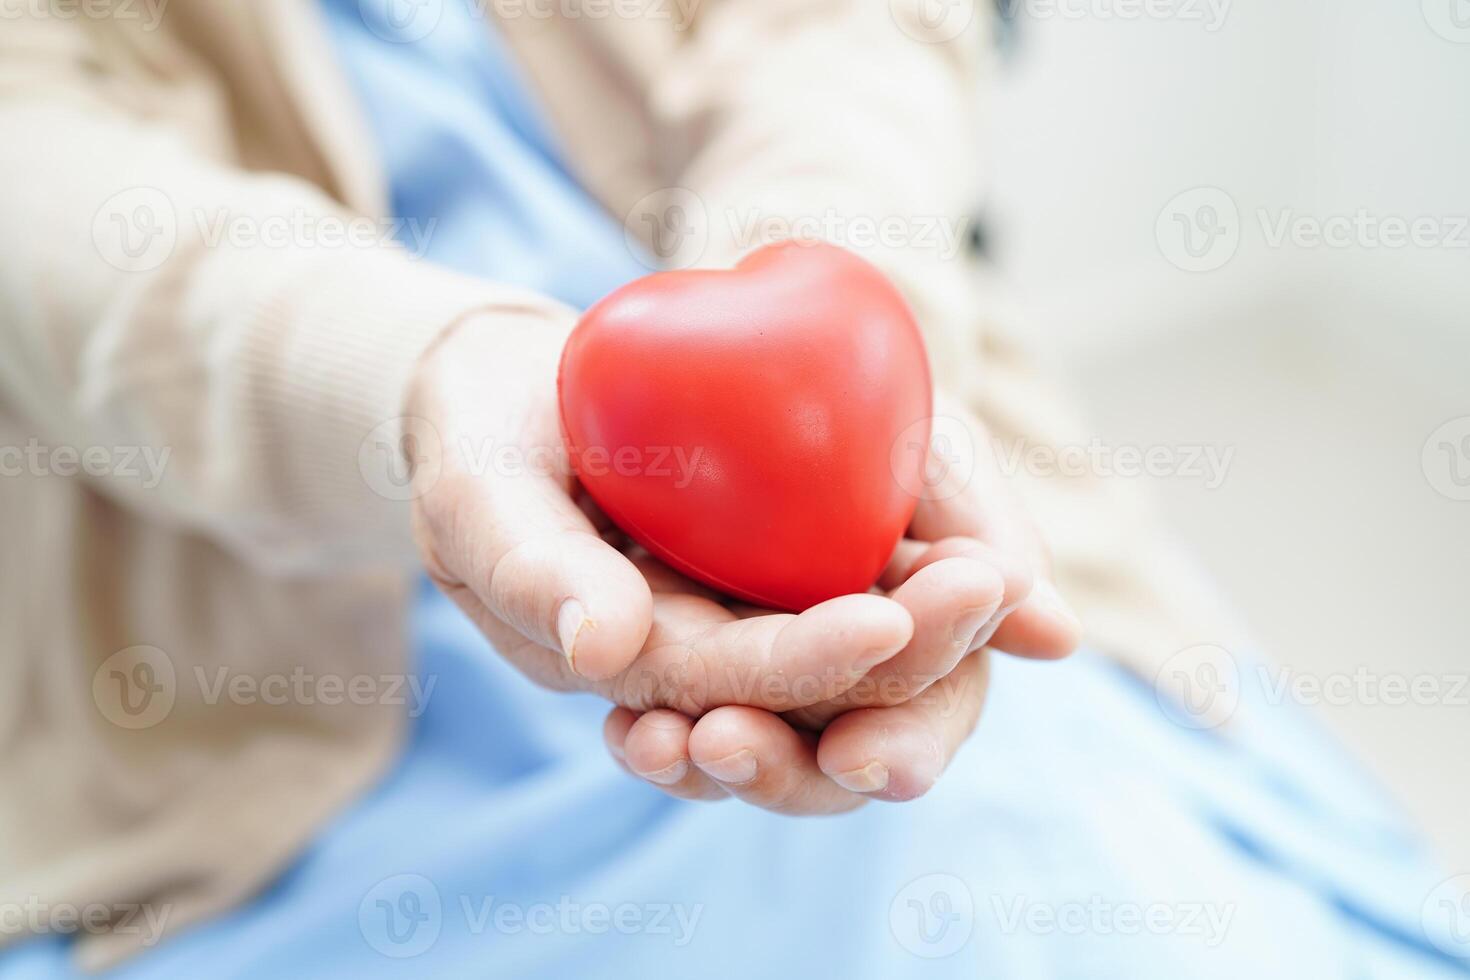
982,0,1470,868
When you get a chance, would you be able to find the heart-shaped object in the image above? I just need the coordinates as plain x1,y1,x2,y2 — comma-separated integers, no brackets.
558,242,932,611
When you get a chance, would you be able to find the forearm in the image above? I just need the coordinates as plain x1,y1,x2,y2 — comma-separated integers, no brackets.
0,96,570,573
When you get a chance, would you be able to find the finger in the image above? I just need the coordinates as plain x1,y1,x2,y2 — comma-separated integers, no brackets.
604,593,914,715
438,588,587,694
816,652,989,801
625,549,726,601
602,706,639,774
784,556,1003,729
688,706,865,815
446,587,914,716
906,537,1077,659
908,476,1039,562
420,470,653,680
903,537,1033,612
905,402,1040,564
987,579,1083,659
618,709,728,801
573,483,618,535
902,399,1055,628
876,538,929,592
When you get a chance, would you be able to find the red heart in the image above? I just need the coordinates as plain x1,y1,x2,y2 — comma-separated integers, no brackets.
558,242,932,611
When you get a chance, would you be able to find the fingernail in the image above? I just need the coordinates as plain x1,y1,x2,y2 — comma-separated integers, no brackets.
638,760,688,785
855,643,903,673
1033,580,1081,631
697,749,757,785
557,598,587,669
951,606,991,644
831,761,889,793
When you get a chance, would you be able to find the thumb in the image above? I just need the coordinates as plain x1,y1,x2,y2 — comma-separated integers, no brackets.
426,471,653,680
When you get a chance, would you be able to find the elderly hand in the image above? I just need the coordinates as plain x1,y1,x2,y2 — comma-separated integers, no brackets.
406,315,921,722
601,395,1081,813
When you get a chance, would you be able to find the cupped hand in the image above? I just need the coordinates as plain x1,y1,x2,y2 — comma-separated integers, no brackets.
405,314,919,719
603,394,1082,813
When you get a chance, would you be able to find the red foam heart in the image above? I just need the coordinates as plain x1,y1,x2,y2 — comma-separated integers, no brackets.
558,242,932,611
